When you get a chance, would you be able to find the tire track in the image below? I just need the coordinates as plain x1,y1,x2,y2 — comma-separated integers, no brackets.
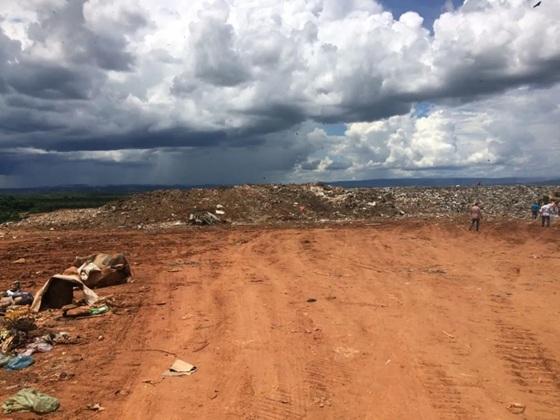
495,319,560,418
489,289,560,418
416,361,478,419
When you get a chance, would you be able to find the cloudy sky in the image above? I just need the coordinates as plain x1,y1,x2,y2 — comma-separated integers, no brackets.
0,0,559,187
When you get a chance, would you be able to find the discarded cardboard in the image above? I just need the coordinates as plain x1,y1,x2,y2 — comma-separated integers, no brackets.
162,359,197,377
31,275,99,312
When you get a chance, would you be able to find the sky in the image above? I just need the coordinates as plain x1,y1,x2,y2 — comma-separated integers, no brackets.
0,0,558,187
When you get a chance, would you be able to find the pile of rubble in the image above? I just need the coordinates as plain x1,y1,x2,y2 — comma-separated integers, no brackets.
3,183,559,230
391,184,558,218
5,184,400,229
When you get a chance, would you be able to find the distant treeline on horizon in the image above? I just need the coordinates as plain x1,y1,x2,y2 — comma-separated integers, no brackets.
0,177,559,194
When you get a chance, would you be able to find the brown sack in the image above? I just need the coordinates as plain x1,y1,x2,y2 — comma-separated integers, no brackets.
73,253,132,288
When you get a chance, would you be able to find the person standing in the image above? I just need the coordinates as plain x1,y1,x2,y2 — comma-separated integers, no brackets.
531,202,540,219
469,202,482,232
539,201,558,227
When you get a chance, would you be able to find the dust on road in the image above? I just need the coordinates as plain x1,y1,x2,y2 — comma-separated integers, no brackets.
1,221,560,419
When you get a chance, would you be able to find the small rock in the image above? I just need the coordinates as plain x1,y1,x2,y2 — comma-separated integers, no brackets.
306,298,317,303
507,402,525,414
87,403,105,412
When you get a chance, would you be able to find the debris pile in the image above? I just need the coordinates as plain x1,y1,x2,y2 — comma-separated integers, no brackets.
391,185,558,218
4,183,559,229
0,251,132,414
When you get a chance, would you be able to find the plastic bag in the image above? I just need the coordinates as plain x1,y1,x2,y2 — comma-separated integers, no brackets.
4,355,34,370
2,388,59,414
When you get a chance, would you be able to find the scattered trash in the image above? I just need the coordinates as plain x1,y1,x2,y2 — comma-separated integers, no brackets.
188,211,221,225
12,258,26,264
3,281,34,306
52,331,79,344
63,306,91,318
22,336,53,356
87,403,105,412
0,354,12,367
162,358,197,377
4,354,34,370
0,308,37,353
427,267,447,274
442,330,455,339
31,275,99,312
63,304,110,318
89,304,110,315
507,402,526,414
2,388,59,414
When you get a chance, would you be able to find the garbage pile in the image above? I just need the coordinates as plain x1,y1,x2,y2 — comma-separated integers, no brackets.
4,183,559,229
0,252,132,414
391,185,559,218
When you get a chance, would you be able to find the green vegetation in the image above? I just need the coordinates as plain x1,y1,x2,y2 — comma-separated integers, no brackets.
0,193,123,224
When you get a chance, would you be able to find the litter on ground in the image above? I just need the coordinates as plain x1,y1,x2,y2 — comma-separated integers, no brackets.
2,388,59,414
162,358,197,377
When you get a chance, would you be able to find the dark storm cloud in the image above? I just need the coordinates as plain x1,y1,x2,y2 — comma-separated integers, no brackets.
318,98,413,125
14,126,230,152
300,160,321,170
0,107,65,133
83,33,136,72
0,152,22,175
27,0,144,72
0,27,20,93
427,56,560,104
4,59,100,100
0,150,153,188
5,95,72,112
0,0,560,186
324,159,352,171
237,103,308,137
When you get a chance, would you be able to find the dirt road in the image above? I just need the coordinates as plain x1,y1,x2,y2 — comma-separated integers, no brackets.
1,221,560,419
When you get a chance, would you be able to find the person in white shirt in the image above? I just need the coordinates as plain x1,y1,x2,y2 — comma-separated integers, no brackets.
539,201,558,227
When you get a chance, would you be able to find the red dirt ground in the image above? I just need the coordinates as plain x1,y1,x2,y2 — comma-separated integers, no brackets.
1,220,560,419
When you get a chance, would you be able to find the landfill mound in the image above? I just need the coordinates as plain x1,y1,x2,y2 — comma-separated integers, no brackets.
392,184,559,217
4,183,559,230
